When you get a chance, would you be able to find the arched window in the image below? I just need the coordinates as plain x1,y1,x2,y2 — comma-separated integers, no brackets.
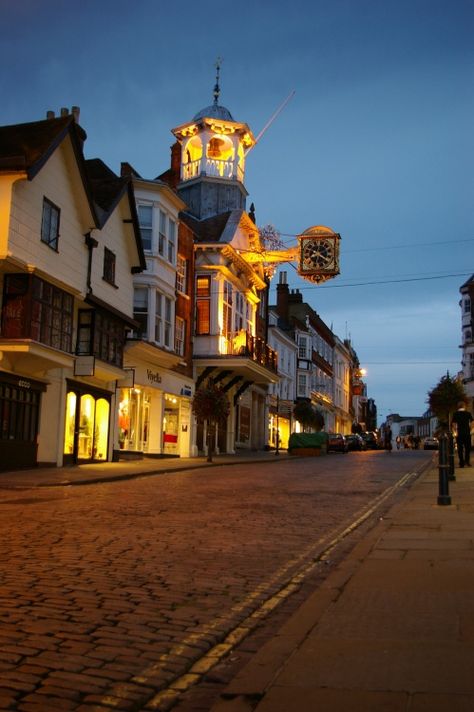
206,134,233,160
184,136,202,162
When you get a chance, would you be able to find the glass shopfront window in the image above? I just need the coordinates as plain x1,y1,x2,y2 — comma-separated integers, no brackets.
63,384,110,464
118,388,150,452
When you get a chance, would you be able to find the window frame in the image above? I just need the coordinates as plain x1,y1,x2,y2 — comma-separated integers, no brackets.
159,210,166,257
41,197,60,251
196,275,211,335
137,204,153,252
176,255,187,294
133,286,149,339
103,247,117,286
175,316,185,356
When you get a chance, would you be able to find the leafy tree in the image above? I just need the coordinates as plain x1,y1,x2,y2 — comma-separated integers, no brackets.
427,372,466,426
293,400,325,432
192,380,230,462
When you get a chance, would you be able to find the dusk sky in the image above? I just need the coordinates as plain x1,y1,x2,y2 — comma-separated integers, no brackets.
1,0,472,423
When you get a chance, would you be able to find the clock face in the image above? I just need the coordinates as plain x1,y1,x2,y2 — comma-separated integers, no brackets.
301,238,335,272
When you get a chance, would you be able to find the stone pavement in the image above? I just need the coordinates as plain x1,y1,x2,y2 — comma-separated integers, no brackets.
0,451,292,489
210,462,474,712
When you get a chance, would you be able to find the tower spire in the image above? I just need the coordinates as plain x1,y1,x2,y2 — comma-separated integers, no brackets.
213,57,222,106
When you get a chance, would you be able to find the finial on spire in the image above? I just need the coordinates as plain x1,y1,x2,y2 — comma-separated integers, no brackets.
213,56,222,106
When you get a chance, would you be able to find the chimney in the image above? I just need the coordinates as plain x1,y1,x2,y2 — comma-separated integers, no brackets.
60,107,68,117
288,288,303,305
71,106,80,123
169,141,181,188
276,271,289,321
46,110,55,120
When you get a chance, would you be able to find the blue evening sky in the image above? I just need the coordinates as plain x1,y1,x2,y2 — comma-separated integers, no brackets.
1,0,473,422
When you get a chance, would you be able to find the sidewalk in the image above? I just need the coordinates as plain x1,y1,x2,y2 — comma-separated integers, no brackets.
0,450,292,489
211,463,474,712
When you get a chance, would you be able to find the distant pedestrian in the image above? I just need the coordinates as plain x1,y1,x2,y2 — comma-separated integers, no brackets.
384,427,392,452
396,435,401,450
452,401,473,468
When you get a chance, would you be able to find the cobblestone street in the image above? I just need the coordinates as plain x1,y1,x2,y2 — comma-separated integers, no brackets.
0,451,430,711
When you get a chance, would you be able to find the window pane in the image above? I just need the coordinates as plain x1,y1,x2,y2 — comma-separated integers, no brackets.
41,198,60,249
197,276,210,296
138,205,153,251
196,301,210,334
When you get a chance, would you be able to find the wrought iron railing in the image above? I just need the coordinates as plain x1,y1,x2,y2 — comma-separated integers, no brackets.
223,331,278,373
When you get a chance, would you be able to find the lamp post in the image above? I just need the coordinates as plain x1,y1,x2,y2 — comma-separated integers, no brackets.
275,394,280,456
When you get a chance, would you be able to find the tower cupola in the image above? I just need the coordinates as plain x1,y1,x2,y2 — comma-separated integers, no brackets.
171,62,255,220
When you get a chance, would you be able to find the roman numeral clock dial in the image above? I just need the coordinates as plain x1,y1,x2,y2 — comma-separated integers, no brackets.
297,226,341,284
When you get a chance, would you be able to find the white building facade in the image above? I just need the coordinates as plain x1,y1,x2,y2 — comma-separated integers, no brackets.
117,175,195,458
0,110,145,469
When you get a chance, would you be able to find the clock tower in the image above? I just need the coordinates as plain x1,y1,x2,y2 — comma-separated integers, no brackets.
171,64,255,220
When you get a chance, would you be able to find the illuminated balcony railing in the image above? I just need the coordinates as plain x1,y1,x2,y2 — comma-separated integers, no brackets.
223,331,278,373
181,159,244,183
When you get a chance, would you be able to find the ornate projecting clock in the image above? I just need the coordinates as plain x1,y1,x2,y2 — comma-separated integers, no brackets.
298,225,341,284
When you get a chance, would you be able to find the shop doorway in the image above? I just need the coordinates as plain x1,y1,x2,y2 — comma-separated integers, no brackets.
0,372,46,470
63,384,110,464
163,394,179,455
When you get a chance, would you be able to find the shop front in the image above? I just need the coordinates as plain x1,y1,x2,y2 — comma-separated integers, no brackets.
268,398,292,451
116,365,193,459
63,380,112,465
0,371,47,470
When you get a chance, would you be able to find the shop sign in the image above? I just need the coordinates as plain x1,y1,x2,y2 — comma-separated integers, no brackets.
74,356,95,376
146,369,162,385
181,386,192,397
118,368,135,388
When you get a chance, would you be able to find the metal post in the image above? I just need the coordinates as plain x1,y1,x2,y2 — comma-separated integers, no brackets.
437,433,451,505
448,432,456,480
275,395,280,456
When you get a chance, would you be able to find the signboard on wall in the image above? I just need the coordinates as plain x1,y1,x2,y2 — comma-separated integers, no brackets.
74,356,95,376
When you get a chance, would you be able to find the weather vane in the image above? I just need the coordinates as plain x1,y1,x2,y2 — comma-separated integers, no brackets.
213,56,222,105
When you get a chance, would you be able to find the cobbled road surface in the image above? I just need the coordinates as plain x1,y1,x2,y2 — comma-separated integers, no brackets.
0,450,432,711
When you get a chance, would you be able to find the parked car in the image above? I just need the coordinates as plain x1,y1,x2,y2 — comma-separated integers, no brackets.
327,433,349,453
423,437,439,450
345,434,366,451
361,431,379,449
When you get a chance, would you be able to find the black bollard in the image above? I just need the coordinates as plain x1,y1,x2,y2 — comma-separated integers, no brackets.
448,432,456,481
437,433,451,505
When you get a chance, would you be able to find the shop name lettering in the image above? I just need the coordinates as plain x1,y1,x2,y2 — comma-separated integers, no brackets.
146,370,162,384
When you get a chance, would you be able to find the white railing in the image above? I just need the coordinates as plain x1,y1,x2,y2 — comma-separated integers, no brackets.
181,158,242,182
205,158,234,179
182,159,201,181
